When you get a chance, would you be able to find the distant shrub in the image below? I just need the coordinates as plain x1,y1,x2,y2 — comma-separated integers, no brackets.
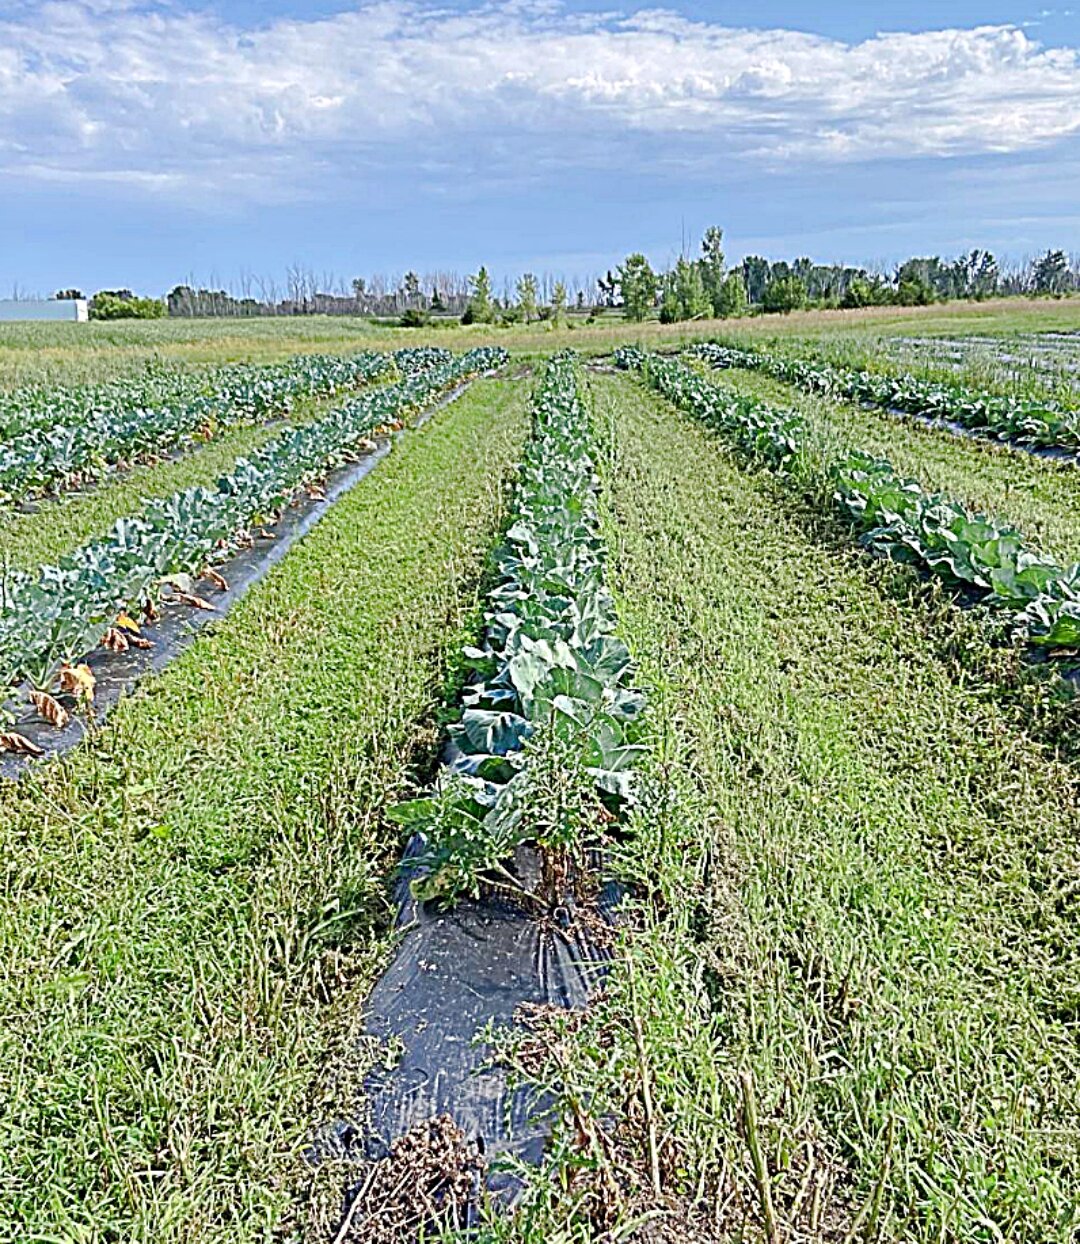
841,276,893,309
399,307,431,328
90,292,166,321
897,278,934,306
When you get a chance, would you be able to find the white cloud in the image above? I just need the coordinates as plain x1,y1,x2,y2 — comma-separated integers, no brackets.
0,1,1079,201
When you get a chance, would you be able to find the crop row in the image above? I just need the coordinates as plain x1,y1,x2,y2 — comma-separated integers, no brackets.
0,347,454,505
690,341,1080,452
0,347,506,702
615,348,1080,651
0,348,451,439
393,352,646,904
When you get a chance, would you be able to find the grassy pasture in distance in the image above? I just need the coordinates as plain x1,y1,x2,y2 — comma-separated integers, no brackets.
2,295,1080,385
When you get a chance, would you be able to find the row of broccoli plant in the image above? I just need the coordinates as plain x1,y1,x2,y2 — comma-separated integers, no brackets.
615,347,1080,652
0,348,452,441
689,341,1080,453
0,347,455,505
0,347,506,737
392,352,647,907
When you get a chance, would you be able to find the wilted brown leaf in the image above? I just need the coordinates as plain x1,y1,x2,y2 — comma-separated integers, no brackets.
0,731,44,758
101,627,130,652
173,590,217,612
58,663,96,706
143,599,160,623
127,635,153,650
202,567,228,592
29,690,71,729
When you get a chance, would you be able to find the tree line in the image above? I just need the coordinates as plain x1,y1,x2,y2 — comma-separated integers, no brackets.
610,232,1080,323
162,265,592,323
49,236,1080,323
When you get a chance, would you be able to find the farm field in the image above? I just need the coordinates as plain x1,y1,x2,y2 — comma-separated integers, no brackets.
579,372,1080,1240
2,306,1080,1242
0,374,529,1239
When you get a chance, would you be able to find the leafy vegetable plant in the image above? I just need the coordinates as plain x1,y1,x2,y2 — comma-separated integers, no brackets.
618,347,1080,652
0,347,506,699
690,341,1080,452
0,348,453,504
393,352,647,906
614,346,805,473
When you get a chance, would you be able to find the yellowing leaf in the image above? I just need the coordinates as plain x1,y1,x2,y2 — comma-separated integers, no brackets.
202,567,228,592
59,663,96,706
115,612,142,634
174,590,217,613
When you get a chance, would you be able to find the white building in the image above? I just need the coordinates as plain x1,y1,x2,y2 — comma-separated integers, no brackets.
0,299,89,323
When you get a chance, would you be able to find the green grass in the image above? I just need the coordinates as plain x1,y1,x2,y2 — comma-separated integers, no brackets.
712,366,1080,566
0,377,529,1242
4,297,1079,388
501,371,1080,1241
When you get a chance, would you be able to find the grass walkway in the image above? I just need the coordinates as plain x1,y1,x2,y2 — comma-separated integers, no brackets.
0,377,529,1242
714,365,1080,565
592,371,1080,1241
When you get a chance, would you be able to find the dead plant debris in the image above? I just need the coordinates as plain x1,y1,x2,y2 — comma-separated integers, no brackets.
331,1115,485,1244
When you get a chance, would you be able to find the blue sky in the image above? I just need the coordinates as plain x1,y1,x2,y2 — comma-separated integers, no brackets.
3,0,1079,297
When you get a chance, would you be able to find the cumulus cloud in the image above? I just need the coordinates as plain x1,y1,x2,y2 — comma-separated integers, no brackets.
1,0,1079,200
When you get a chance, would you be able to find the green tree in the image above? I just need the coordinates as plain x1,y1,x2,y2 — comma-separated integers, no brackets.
762,275,809,314
961,249,1000,300
463,266,495,324
741,256,772,304
516,272,539,323
402,271,422,307
617,253,658,322
896,276,934,306
89,292,166,321
551,280,568,324
658,272,680,324
699,226,727,315
597,270,618,308
660,257,711,323
676,257,711,320
1032,249,1070,295
715,270,748,317
896,258,945,300
841,274,891,309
